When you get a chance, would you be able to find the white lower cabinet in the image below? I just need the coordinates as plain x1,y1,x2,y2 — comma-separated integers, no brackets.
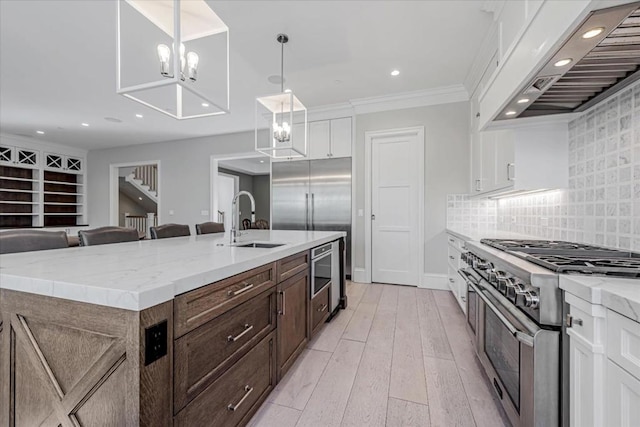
446,233,466,313
566,292,640,427
606,360,640,427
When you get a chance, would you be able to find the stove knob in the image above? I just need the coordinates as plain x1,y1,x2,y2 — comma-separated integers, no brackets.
505,279,524,301
497,276,510,294
477,260,492,270
461,253,467,264
487,269,497,282
524,291,540,309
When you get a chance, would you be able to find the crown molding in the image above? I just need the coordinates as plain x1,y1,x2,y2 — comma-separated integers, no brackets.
306,102,354,122
348,84,469,115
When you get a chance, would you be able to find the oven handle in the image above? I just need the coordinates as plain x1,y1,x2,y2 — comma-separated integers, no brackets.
460,270,535,347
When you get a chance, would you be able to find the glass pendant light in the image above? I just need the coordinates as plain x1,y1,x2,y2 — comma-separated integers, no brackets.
255,34,307,158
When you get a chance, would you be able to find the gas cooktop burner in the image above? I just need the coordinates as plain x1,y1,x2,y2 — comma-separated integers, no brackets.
480,238,640,278
481,239,620,252
523,254,640,278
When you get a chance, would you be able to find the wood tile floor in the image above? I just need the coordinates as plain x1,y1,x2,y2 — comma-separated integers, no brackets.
249,282,511,427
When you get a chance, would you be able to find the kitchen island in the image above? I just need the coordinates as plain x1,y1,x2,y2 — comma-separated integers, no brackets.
0,230,345,426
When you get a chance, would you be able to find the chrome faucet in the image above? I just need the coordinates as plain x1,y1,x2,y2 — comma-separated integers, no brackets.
231,190,256,243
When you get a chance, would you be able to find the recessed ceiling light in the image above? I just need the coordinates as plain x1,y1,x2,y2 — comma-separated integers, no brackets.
391,70,400,76
36,130,45,135
201,102,210,107
554,58,572,67
81,123,90,127
135,114,143,118
260,160,265,163
138,197,143,200
284,89,292,93
505,111,517,116
517,98,530,104
582,27,604,39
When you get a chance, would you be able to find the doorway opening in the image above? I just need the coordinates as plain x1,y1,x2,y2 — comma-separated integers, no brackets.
210,153,271,231
109,161,160,238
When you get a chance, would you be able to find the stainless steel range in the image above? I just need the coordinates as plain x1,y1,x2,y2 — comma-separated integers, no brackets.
459,239,640,427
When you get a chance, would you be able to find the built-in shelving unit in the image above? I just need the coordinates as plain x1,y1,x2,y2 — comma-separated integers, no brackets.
0,165,40,228
0,137,86,229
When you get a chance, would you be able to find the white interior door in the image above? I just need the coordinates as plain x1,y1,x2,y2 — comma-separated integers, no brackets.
218,173,238,231
371,131,422,285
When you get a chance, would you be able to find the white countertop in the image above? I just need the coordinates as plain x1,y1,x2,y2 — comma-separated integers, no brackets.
0,230,345,311
446,227,537,243
560,275,640,322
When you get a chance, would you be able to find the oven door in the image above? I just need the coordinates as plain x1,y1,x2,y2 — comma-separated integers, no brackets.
458,268,479,351
470,278,560,427
311,250,332,298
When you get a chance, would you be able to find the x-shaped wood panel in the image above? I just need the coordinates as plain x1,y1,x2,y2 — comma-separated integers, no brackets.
11,314,126,427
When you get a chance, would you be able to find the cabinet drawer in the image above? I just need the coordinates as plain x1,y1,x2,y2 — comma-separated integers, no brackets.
311,284,330,337
446,233,466,251
174,263,276,338
276,251,309,283
174,287,277,412
569,304,597,345
566,293,606,348
447,246,461,270
174,331,276,427
607,310,640,379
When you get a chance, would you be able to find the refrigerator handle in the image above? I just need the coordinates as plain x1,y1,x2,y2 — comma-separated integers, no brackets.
311,193,315,231
305,193,309,230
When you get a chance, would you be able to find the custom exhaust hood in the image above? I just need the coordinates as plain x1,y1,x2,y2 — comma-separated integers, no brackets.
497,2,640,120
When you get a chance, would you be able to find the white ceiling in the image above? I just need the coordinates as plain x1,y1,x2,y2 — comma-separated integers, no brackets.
0,1,493,150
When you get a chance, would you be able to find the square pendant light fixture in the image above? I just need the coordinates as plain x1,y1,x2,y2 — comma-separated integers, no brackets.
255,34,307,158
116,0,229,119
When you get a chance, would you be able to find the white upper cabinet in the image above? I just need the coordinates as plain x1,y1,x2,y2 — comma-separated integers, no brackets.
44,152,83,174
470,123,567,196
328,117,352,158
276,117,352,161
309,120,331,159
0,144,39,169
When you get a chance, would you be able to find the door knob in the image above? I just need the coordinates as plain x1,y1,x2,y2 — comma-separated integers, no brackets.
371,214,375,220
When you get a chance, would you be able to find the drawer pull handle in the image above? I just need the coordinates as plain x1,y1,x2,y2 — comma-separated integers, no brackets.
228,283,254,297
227,385,253,412
449,278,455,283
449,238,454,243
278,290,286,316
566,314,583,328
227,324,254,342
449,256,455,260
317,304,328,312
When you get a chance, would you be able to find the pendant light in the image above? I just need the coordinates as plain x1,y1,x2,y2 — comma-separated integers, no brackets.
116,0,230,119
255,34,307,158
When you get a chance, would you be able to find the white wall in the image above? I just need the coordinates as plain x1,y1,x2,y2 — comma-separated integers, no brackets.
87,131,258,230
354,102,470,276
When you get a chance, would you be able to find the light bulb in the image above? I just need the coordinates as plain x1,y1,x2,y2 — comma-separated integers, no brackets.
157,44,171,77
187,51,199,81
282,122,290,132
157,44,170,62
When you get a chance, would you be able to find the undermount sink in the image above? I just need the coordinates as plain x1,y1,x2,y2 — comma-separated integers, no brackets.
236,242,285,248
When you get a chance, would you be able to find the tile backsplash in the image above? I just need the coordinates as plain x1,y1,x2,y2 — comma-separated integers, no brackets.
446,195,497,231
449,80,640,251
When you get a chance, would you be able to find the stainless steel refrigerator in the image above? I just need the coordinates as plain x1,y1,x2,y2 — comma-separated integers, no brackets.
271,158,352,276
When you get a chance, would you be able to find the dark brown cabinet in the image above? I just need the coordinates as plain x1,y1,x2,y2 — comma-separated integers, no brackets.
174,331,276,427
276,269,309,381
310,284,330,338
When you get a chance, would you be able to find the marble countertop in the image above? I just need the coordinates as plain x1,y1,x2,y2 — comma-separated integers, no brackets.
0,230,345,311
446,227,536,242
560,275,640,322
